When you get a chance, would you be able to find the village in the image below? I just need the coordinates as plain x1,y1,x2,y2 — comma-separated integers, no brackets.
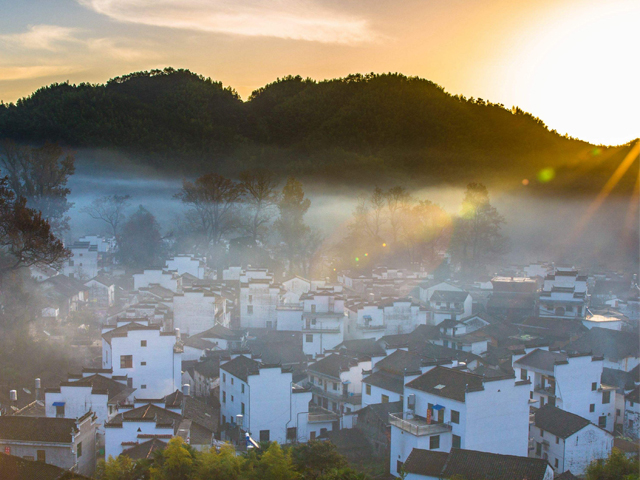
1,234,638,480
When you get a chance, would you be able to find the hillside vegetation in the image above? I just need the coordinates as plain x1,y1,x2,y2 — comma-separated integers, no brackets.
0,68,636,192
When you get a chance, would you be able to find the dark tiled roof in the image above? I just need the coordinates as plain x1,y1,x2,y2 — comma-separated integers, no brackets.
198,324,243,341
183,396,217,433
555,471,579,480
430,290,469,302
0,453,90,480
517,317,587,339
405,366,485,402
0,416,79,443
441,448,550,480
601,367,637,393
248,341,307,365
121,438,167,460
106,403,181,427
513,349,568,373
627,385,640,403
410,342,481,365
564,327,640,361
41,274,87,298
534,405,591,438
309,354,361,379
359,400,403,423
403,449,449,476
374,349,423,375
363,371,404,394
220,355,260,382
101,322,163,344
66,374,135,403
335,338,386,357
194,358,221,379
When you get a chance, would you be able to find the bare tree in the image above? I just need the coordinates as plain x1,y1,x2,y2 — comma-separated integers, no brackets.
385,186,412,244
239,169,280,243
80,195,131,239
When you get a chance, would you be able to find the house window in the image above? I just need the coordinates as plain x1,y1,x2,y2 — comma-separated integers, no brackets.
589,404,595,413
366,384,371,395
141,385,147,389
617,409,621,416
231,378,234,385
141,340,147,347
287,427,297,441
77,442,82,458
592,382,597,391
222,391,226,403
242,384,245,393
310,431,316,440
248,295,253,303
429,435,440,449
55,405,65,417
247,305,253,314
222,415,226,424
598,416,607,428
260,430,270,442
554,459,559,469
602,391,611,404
452,434,461,449
231,395,234,402
520,369,528,381
540,429,544,437
536,442,542,456
555,436,559,444
306,334,313,343
451,410,460,424
381,394,389,403
397,461,403,474
540,397,545,407
141,361,146,366
241,403,245,415
333,382,338,391
223,373,226,382
120,355,133,369
37,450,46,462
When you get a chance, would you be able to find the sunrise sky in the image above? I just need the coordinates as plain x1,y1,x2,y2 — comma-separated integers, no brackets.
0,0,638,146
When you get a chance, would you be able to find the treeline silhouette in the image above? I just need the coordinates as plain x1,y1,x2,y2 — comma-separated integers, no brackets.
0,68,636,190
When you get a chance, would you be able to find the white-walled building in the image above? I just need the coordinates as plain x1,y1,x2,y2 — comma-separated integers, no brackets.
133,269,182,293
389,366,531,477
240,277,281,329
101,320,182,398
300,291,346,358
219,355,316,444
429,290,472,325
624,385,640,439
539,270,588,319
530,405,613,476
63,242,99,280
346,298,428,341
173,290,227,335
513,349,616,431
564,327,640,372
85,276,116,308
79,235,115,253
166,255,206,279
419,282,462,304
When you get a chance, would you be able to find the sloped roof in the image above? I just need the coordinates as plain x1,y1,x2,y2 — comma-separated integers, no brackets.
101,322,164,345
248,341,307,366
627,385,640,403
0,416,79,443
403,449,449,477
309,354,362,379
513,349,568,373
374,349,423,375
359,400,403,423
441,448,550,480
121,438,167,460
534,405,592,438
194,358,221,379
405,366,485,402
430,290,469,303
220,355,260,382
0,453,90,480
41,274,87,299
64,374,135,403
564,327,640,361
601,367,638,393
362,371,404,394
335,338,386,357
105,403,181,428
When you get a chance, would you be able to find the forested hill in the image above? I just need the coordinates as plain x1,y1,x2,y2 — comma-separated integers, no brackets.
0,68,636,191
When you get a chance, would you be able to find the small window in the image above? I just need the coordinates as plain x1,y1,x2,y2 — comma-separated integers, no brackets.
310,431,316,440
381,394,389,403
333,382,338,391
540,428,544,437
520,368,528,381
231,378,234,385
555,436,559,444
592,382,597,391
37,450,46,462
222,391,226,403
77,442,82,458
231,395,234,402
248,295,253,303
617,409,621,416
247,305,253,314
452,434,461,449
120,355,133,369
540,397,545,407
397,461,403,474
260,430,270,442
141,361,146,366
366,384,371,395
55,404,65,417
242,384,245,393
602,391,611,404
536,442,542,456
554,459,559,469
223,373,226,382
287,427,297,441
222,415,226,424
429,435,440,449
598,416,607,428
451,410,460,424
306,334,313,343
141,340,147,347
141,385,147,389
589,404,595,413
311,305,316,313
241,403,245,415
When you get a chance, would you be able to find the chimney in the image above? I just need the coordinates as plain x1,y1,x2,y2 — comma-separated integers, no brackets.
181,384,190,415
35,378,41,402
175,328,181,341
10,389,17,409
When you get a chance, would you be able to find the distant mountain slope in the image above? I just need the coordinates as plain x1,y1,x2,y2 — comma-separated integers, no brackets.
0,68,636,192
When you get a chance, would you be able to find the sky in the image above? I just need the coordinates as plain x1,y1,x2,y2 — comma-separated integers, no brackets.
0,0,638,146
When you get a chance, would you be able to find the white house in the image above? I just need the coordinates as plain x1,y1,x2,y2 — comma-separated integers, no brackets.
240,277,281,329
101,320,182,398
539,269,588,319
165,255,206,279
564,327,640,372
219,355,317,444
530,405,613,475
300,290,346,358
429,290,472,325
513,349,616,431
85,275,116,309
63,241,99,280
419,282,462,304
182,325,246,361
173,290,227,335
346,298,428,341
389,366,531,477
133,269,181,293
624,385,640,439
79,234,115,253
402,448,553,480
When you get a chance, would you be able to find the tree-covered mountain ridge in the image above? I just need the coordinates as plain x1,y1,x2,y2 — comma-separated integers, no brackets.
0,68,636,193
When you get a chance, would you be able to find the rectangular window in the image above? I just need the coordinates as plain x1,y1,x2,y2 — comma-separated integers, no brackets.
231,378,234,385
310,431,316,440
242,384,245,393
223,373,226,382
598,416,607,428
617,409,621,416
429,435,440,449
306,334,313,343
540,397,545,407
222,391,226,403
260,430,270,442
592,382,597,391
37,450,45,462
452,434,461,449
536,442,542,456
590,404,595,413
540,428,544,437
287,427,297,441
247,305,253,314
55,405,65,417
120,355,132,369
451,410,460,424
397,461,403,474
141,385,147,389
520,368,528,381
602,391,611,404
555,459,559,468
333,382,338,391
366,384,371,395
556,436,559,444
241,403,245,415
141,361,146,366
141,340,147,347
77,442,82,458
248,295,253,303
222,415,226,424
231,395,234,402
381,394,389,403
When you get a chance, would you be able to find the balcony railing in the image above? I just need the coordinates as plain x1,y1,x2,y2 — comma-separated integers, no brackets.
534,385,556,397
389,413,452,436
308,411,340,423
356,323,387,331
302,325,341,333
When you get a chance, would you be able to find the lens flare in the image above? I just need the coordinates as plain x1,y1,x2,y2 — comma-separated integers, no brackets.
522,179,529,186
537,168,555,183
